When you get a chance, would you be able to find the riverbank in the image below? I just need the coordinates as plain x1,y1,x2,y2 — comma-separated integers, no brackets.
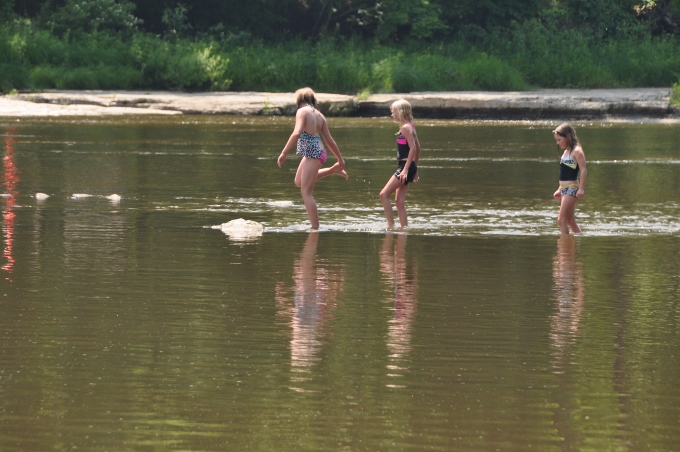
1,88,678,120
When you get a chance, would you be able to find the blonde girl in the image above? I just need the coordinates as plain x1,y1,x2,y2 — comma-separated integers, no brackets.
379,99,421,229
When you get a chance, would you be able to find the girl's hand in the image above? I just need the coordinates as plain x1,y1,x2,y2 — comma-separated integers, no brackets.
399,170,408,184
413,172,420,183
576,189,585,199
277,152,287,168
553,189,562,200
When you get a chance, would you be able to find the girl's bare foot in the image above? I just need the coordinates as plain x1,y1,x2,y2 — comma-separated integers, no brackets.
330,162,349,180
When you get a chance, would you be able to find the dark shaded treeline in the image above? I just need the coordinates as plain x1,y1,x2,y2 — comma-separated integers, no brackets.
6,0,680,42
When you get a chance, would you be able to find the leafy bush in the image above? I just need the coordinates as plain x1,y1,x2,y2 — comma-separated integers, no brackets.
1,14,678,94
672,82,680,106
598,34,680,86
0,63,29,92
29,65,141,90
489,20,617,88
130,35,230,91
47,0,141,37
455,54,527,91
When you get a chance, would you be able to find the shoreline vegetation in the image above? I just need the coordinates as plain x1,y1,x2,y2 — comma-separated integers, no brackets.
2,29,680,96
2,1,680,119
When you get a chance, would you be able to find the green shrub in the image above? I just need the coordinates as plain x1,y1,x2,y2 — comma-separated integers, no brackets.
0,64,29,92
0,22,29,91
672,82,680,106
1,18,678,94
130,35,230,91
599,34,680,86
456,54,526,91
47,0,141,37
489,21,606,88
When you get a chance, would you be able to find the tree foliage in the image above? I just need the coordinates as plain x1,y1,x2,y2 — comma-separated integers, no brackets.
6,0,680,42
46,0,141,37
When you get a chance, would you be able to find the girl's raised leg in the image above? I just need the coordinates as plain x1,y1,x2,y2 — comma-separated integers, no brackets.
317,161,348,181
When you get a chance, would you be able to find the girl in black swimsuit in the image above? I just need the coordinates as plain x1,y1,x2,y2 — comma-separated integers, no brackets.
379,99,421,229
552,123,588,234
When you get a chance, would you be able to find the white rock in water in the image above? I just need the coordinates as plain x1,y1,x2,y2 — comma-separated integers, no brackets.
267,200,294,207
35,193,49,200
220,218,264,232
106,194,122,202
217,218,264,241
71,193,93,199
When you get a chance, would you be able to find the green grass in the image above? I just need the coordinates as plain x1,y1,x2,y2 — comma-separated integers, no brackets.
672,83,680,106
1,21,679,95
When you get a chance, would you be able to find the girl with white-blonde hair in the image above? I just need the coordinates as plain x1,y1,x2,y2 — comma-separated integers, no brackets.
379,99,421,229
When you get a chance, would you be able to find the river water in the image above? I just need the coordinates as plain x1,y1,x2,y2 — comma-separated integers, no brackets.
1,116,679,450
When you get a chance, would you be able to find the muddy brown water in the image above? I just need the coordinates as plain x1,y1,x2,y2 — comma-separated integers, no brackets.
1,116,679,450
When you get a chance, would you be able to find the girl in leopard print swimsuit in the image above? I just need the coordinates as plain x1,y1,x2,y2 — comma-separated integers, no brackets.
278,87,348,229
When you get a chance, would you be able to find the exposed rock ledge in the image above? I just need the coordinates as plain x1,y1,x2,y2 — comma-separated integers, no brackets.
1,88,677,120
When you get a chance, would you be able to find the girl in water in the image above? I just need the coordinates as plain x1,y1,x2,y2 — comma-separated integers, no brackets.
278,87,347,230
552,123,588,234
379,99,421,229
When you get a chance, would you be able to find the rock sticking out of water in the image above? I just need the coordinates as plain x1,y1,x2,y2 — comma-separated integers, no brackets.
36,193,49,200
216,218,265,242
71,193,93,199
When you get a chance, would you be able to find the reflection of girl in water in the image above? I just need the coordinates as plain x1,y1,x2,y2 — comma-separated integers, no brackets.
379,234,418,385
275,232,345,389
550,235,584,373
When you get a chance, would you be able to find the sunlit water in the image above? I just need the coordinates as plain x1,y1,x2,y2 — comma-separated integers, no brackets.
0,116,679,450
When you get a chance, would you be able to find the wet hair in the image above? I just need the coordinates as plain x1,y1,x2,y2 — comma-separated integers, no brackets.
295,87,317,108
552,123,580,151
391,99,414,123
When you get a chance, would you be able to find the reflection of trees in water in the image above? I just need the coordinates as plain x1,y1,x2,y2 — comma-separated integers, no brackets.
2,127,18,280
2,125,130,290
379,234,418,387
275,232,345,391
550,235,585,374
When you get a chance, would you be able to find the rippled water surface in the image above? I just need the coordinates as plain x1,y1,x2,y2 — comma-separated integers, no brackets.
1,116,679,450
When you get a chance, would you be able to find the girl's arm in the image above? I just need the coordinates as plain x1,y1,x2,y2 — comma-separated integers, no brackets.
573,147,587,198
278,110,305,167
411,127,421,182
412,128,421,164
399,123,417,183
320,118,345,169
